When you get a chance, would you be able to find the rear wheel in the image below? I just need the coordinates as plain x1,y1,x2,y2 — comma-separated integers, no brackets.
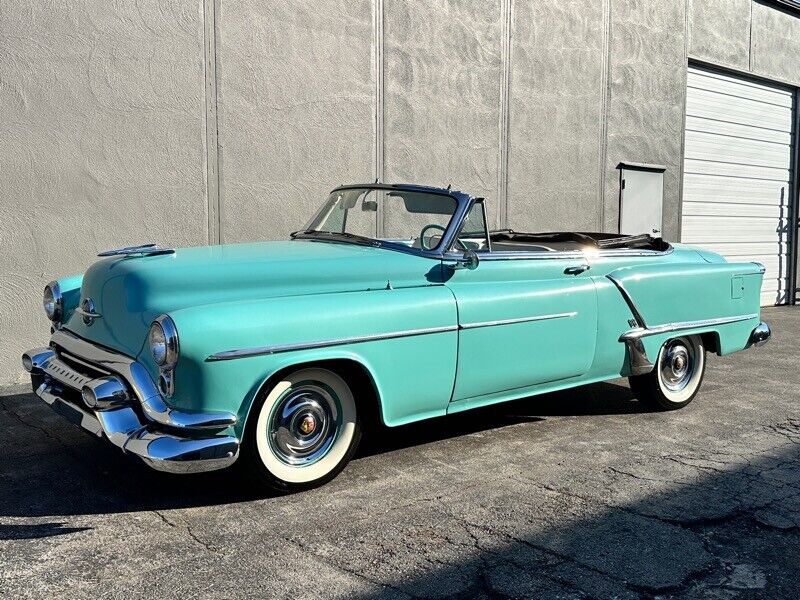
240,367,361,493
628,335,705,410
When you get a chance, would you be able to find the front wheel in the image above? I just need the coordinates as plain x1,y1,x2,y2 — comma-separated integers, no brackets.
628,335,706,410
240,367,361,493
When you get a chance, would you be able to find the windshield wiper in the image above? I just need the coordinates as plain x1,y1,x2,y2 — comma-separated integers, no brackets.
290,230,381,247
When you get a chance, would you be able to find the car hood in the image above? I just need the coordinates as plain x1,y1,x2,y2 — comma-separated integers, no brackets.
64,240,436,358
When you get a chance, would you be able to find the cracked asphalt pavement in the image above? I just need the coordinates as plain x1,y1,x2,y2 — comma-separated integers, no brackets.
1,306,799,599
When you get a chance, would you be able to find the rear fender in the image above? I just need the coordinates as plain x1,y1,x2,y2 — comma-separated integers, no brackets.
607,262,764,373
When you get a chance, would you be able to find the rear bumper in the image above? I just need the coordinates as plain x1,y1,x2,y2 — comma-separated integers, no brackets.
22,337,239,474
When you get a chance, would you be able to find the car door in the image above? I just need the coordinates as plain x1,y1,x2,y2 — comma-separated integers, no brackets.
446,252,598,403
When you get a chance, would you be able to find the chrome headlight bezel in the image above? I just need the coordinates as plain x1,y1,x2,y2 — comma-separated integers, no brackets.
149,315,179,368
43,281,63,323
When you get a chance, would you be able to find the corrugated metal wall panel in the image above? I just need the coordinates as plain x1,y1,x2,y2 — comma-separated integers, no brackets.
682,66,794,306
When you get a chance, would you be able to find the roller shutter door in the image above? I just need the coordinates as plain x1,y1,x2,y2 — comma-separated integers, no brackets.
681,66,795,306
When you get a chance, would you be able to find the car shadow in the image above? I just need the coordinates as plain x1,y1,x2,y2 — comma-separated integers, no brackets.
357,380,646,457
0,380,645,525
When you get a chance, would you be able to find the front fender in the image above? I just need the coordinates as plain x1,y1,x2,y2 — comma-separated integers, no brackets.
165,286,459,435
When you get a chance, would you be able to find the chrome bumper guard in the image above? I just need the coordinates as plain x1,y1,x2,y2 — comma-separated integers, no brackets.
748,322,771,348
22,331,239,474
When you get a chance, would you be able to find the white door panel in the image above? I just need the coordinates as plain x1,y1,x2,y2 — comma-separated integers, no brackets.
687,70,793,107
681,66,794,306
682,174,789,205
683,158,790,182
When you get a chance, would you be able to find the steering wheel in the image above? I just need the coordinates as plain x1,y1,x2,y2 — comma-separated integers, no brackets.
419,224,468,251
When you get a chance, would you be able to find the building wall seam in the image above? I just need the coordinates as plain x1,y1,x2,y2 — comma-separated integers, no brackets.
676,0,690,242
202,0,222,244
374,0,385,237
496,0,513,230
598,0,612,232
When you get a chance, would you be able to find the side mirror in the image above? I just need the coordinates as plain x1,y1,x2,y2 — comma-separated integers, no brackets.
449,249,480,271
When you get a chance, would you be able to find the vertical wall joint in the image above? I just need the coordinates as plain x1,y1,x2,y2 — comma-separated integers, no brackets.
497,0,513,230
598,0,612,232
374,0,385,237
203,0,222,244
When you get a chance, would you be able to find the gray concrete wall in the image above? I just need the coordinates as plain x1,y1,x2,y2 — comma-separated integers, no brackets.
603,0,688,238
507,0,607,233
217,0,377,243
689,0,800,87
0,1,209,383
384,0,504,229
1,0,799,383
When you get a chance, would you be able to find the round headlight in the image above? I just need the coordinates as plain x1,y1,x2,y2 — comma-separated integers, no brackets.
43,281,62,322
149,315,179,367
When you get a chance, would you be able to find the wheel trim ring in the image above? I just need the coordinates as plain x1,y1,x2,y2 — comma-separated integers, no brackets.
660,341,695,392
267,381,342,467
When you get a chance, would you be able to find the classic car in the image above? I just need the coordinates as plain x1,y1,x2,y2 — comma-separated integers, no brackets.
23,183,771,491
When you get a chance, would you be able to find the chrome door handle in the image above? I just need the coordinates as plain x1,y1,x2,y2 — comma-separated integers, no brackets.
564,264,590,275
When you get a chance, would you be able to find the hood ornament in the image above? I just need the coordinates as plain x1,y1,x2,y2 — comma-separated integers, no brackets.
97,244,175,258
76,298,101,325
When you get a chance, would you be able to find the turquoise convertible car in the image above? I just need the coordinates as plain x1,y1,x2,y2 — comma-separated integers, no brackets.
23,183,771,491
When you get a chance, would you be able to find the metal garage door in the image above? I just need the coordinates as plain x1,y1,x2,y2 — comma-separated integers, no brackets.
681,66,795,306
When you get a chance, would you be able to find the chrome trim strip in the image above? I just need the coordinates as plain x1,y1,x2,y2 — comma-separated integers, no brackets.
460,312,577,330
620,314,759,341
207,325,460,361
208,312,578,361
606,274,648,327
457,245,675,262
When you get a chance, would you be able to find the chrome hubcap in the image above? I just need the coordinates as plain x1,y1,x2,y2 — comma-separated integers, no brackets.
660,339,695,392
268,383,340,466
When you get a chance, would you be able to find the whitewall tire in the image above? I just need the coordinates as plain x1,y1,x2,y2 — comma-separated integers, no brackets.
242,367,361,492
629,335,706,410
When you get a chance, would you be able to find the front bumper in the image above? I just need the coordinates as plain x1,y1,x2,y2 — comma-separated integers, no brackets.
22,331,239,474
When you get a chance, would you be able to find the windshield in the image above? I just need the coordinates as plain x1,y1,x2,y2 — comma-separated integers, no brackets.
297,187,460,251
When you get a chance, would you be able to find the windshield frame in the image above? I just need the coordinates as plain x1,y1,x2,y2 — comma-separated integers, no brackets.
294,183,474,259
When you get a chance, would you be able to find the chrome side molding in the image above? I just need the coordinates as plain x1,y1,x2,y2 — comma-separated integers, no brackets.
207,312,577,361
97,244,175,258
207,325,460,361
620,314,759,342
460,312,577,330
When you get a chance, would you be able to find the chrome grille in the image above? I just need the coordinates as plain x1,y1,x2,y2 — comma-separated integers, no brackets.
57,349,111,379
43,358,94,390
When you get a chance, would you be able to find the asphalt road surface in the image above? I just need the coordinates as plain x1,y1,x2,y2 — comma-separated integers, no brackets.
1,306,798,599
